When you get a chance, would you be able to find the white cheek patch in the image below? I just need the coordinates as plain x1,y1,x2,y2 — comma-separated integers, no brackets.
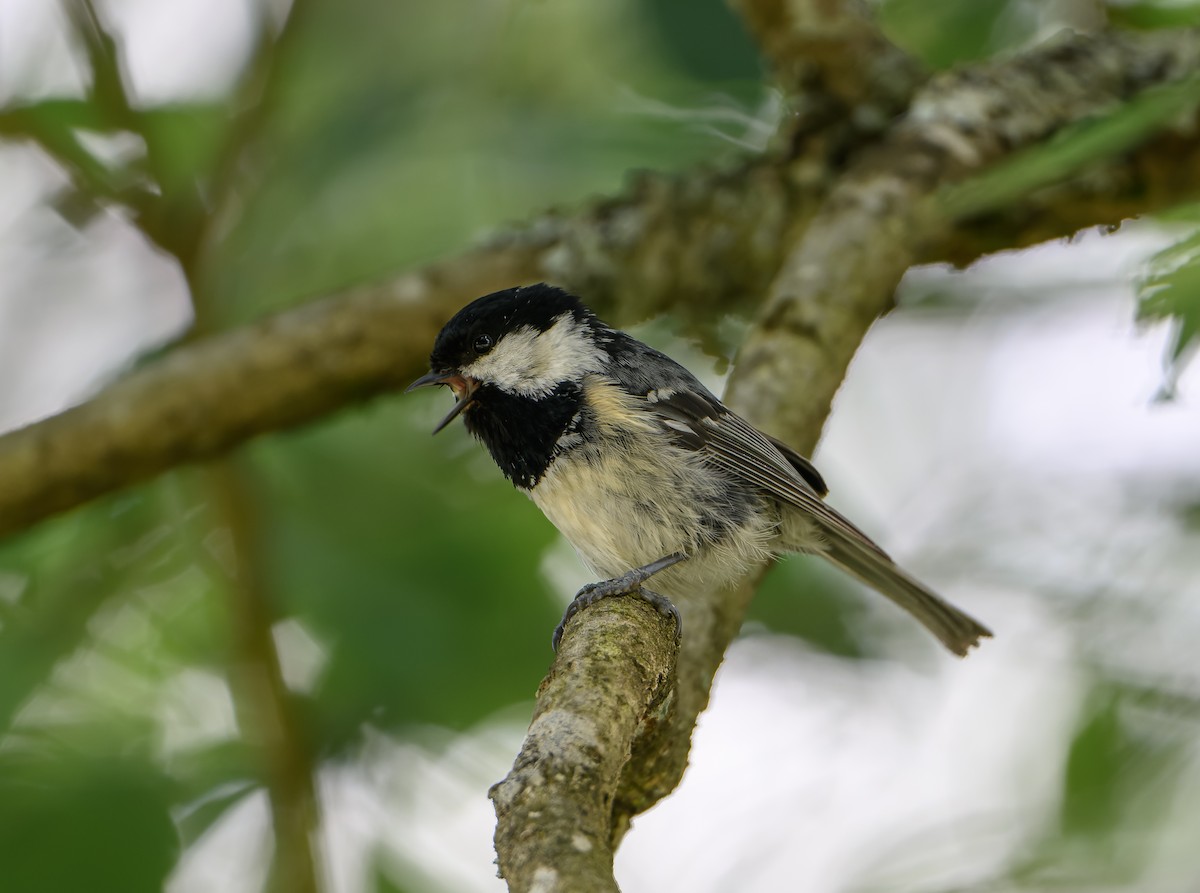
461,327,540,391
461,314,606,396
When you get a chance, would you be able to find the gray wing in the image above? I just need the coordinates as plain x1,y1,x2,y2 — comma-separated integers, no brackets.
601,334,992,656
600,333,875,549
645,385,890,557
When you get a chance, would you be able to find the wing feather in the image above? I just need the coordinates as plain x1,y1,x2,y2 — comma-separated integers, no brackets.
646,387,888,556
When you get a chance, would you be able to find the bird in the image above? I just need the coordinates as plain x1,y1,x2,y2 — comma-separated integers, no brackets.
406,283,992,656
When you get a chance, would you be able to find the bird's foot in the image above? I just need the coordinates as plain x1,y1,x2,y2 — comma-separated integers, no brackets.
552,552,686,651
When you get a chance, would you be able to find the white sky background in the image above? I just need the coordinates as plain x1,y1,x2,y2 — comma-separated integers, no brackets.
2,2,1199,892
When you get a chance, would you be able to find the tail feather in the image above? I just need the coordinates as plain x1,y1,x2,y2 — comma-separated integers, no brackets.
822,535,992,657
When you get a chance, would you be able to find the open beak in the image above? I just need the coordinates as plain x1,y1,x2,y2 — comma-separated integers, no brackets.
405,370,479,434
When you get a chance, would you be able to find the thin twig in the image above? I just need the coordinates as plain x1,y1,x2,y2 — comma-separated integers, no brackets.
208,463,321,893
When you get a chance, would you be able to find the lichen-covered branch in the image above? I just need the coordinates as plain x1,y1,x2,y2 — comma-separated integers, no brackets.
733,27,1200,445
0,253,533,538
489,598,678,893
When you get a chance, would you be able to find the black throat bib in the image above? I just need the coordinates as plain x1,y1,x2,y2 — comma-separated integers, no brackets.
462,382,583,490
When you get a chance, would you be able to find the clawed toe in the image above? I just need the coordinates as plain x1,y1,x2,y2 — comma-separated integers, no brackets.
551,554,687,651
634,588,682,644
551,584,683,651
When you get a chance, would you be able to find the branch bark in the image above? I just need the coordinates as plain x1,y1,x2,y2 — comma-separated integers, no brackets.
489,599,678,892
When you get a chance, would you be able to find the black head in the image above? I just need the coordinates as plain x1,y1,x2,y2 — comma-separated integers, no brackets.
428,283,596,374
406,283,609,433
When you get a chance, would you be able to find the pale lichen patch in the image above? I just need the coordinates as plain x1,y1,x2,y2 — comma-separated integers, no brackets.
530,866,560,893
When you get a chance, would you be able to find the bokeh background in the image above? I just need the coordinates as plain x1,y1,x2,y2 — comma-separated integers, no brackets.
1,1,1199,891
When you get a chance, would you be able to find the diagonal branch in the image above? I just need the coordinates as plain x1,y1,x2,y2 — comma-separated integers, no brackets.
731,27,1200,443
489,599,679,892
486,27,1200,889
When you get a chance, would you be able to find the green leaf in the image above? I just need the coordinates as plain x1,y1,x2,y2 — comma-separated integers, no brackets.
370,857,417,893
1109,1,1200,30
168,740,262,845
1058,686,1184,865
0,751,178,893
0,99,110,135
137,104,230,202
0,474,219,735
1137,219,1200,395
1060,695,1126,839
880,0,1013,67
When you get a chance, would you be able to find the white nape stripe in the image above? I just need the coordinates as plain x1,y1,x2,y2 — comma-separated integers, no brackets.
460,313,606,397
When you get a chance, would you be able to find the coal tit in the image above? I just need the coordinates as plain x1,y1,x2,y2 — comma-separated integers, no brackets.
407,284,991,656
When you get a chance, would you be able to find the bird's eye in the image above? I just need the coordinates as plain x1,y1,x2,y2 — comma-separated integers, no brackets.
473,334,494,354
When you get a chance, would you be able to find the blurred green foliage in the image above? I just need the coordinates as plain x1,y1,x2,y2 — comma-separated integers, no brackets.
748,558,873,658
0,1,1198,891
203,0,767,322
249,408,561,741
879,0,1017,67
0,750,177,892
1110,0,1200,29
1137,204,1200,395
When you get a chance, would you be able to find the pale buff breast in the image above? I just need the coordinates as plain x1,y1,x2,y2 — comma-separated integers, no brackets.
530,376,780,594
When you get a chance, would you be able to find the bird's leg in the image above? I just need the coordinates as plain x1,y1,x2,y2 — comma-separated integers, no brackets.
552,552,686,651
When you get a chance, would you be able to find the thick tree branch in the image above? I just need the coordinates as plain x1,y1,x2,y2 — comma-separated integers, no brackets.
0,254,532,538
489,599,678,892
733,27,1200,443
930,130,1200,266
